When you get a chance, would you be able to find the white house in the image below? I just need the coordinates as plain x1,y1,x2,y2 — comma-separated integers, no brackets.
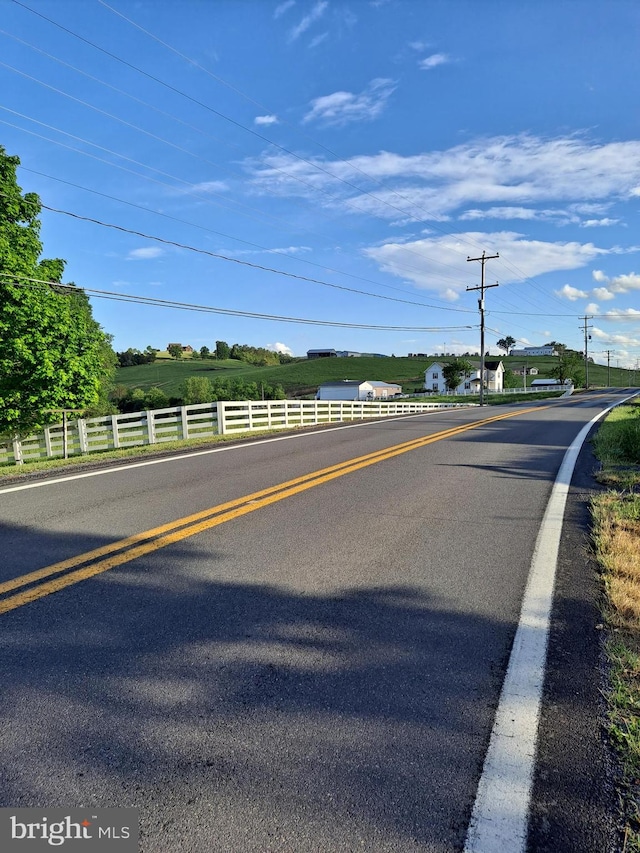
423,361,505,394
316,380,402,401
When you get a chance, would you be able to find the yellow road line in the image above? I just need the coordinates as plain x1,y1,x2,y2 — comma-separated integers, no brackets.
0,405,546,615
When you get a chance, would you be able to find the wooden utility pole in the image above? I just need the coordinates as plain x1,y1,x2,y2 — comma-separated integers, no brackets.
467,251,499,406
579,316,593,389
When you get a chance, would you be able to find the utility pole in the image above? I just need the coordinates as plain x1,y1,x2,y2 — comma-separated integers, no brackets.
579,315,593,389
467,251,499,406
605,349,611,387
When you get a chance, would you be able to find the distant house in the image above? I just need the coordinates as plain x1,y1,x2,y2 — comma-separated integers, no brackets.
510,346,558,357
307,348,338,359
166,343,193,353
316,380,402,401
423,360,505,394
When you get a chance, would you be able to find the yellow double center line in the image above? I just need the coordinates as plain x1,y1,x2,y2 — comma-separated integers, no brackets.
0,406,545,615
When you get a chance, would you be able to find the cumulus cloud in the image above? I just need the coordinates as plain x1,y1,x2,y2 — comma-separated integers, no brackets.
589,271,640,296
363,231,609,300
127,247,163,260
556,284,588,301
267,342,294,355
419,53,451,70
289,1,327,41
255,114,279,125
585,302,600,314
592,287,616,300
303,78,396,125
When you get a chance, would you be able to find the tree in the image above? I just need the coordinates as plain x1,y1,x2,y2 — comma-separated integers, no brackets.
496,336,516,356
442,358,474,392
549,351,584,386
182,376,214,404
215,340,230,360
167,344,183,359
199,346,210,360
0,147,116,438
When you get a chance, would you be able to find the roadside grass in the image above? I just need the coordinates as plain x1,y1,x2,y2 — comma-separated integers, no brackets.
591,397,640,849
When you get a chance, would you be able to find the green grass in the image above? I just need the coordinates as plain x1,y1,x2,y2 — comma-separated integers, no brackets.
115,353,636,399
591,395,640,847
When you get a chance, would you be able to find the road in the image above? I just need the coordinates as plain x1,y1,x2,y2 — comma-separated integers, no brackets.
0,393,628,852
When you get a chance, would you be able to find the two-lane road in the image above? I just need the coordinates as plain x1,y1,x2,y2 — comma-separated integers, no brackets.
0,393,629,851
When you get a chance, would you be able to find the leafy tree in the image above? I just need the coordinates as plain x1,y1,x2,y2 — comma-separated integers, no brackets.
0,147,116,438
144,387,169,409
549,351,584,386
199,346,210,360
167,344,183,359
182,376,214,404
442,358,474,392
215,340,230,360
496,336,516,355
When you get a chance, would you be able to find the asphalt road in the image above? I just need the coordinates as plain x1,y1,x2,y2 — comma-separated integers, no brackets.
0,392,629,852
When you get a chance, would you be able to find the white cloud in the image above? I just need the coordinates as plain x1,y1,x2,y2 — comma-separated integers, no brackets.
267,342,294,355
289,1,327,41
588,271,640,295
266,245,312,254
419,53,451,70
592,287,615,300
309,31,329,48
581,218,620,227
185,180,228,194
556,284,588,301
604,308,640,322
247,133,640,222
363,231,609,300
585,302,600,314
127,247,163,260
303,78,396,125
255,114,279,126
275,0,295,18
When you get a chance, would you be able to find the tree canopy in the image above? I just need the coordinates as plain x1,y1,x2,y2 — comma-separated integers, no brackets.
496,336,516,355
442,358,474,392
0,146,116,437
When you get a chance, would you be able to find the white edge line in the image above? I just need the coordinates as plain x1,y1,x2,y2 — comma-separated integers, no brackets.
0,410,439,495
463,394,637,853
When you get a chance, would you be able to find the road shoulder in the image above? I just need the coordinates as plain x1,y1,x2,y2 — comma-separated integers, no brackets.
527,433,621,852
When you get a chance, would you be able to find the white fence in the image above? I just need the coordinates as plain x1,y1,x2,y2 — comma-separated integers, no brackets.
1,398,471,467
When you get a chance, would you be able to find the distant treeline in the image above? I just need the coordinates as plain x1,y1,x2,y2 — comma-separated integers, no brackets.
109,376,286,413
116,342,295,368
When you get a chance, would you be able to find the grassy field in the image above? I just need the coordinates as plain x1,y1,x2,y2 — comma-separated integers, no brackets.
591,397,640,849
115,354,636,399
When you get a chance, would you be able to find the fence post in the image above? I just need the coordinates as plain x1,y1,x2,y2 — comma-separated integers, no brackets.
111,413,121,449
146,410,156,445
44,425,53,458
216,401,226,435
180,406,190,440
78,418,88,454
12,436,23,465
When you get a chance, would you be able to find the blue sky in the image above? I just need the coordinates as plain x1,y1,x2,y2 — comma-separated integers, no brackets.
2,0,640,366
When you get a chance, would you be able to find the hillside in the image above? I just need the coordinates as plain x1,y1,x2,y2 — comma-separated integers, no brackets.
113,354,635,399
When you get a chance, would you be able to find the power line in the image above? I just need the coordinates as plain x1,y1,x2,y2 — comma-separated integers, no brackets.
1,274,475,333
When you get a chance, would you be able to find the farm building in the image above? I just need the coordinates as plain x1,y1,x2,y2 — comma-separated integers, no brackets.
423,361,504,394
316,380,402,401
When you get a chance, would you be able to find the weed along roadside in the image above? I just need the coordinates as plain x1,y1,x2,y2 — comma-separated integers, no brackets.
591,396,640,849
